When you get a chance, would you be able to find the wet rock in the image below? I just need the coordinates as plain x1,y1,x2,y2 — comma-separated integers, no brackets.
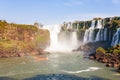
89,56,95,60
106,63,112,67
39,51,50,54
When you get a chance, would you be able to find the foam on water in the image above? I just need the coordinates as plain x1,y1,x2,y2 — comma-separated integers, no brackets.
62,67,100,74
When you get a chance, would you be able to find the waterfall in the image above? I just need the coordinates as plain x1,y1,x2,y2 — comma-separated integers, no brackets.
104,28,107,41
111,28,120,46
43,25,61,51
71,31,78,47
90,20,95,29
83,29,89,42
67,23,72,29
83,19,107,43
95,29,104,41
96,20,102,29
83,20,95,43
43,25,78,52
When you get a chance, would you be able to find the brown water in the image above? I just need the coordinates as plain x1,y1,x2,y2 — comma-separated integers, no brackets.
0,52,120,80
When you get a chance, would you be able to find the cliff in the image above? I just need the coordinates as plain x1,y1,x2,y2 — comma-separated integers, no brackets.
59,17,120,53
0,20,50,58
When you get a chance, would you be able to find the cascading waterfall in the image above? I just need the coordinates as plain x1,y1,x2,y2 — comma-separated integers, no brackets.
91,20,95,29
111,28,120,46
83,19,107,43
104,28,107,41
83,20,95,43
67,23,72,29
43,25,61,51
95,29,104,41
83,29,89,42
43,24,78,52
71,31,78,47
96,20,102,29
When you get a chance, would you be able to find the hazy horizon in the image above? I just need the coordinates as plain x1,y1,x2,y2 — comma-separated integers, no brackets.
0,0,120,25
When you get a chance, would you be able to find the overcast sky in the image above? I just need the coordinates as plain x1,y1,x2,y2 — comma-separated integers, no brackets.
0,0,120,25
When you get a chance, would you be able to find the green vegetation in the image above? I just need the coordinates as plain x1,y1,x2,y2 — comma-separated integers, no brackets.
96,47,106,54
0,20,50,57
96,44,120,55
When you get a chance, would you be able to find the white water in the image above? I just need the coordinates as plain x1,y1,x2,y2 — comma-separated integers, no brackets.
111,28,120,46
71,31,78,48
62,67,100,74
83,29,94,42
90,20,95,29
96,20,103,29
104,28,107,41
83,20,95,43
83,20,107,43
43,25,61,51
67,22,72,29
43,25,78,52
95,29,104,41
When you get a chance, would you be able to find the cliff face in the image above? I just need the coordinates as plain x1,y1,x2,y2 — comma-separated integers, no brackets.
60,17,120,45
0,20,50,57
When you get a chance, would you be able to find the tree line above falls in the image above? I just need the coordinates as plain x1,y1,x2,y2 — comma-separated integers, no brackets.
0,20,50,58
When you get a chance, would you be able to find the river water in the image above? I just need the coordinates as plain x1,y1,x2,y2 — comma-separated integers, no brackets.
0,52,119,80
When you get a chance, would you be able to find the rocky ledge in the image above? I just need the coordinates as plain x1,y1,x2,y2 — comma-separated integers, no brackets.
89,44,120,73
73,41,110,53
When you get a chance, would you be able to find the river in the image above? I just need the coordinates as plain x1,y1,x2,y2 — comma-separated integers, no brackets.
0,52,119,80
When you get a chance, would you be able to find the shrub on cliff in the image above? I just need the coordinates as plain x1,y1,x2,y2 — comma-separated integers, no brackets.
96,47,106,54
113,49,120,54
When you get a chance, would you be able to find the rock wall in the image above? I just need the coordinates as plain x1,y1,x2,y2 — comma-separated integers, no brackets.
0,20,50,57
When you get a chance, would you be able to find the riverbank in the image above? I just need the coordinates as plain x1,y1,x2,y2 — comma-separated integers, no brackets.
0,20,50,58
89,44,120,73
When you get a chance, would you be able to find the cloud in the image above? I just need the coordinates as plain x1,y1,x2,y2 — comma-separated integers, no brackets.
63,0,83,7
112,0,120,4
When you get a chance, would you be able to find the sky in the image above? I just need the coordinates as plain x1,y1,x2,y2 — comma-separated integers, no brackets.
0,0,120,25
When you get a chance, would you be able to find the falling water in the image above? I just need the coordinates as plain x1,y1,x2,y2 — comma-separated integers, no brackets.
43,25,61,51
43,25,78,52
71,31,78,48
83,29,89,42
83,19,107,43
95,29,104,41
90,20,95,29
96,20,103,29
83,20,95,43
104,28,107,41
111,28,120,46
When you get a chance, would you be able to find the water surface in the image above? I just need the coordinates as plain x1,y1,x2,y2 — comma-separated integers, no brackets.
0,52,119,80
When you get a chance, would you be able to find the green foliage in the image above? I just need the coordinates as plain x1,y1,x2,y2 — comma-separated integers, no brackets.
96,47,106,54
113,49,120,54
93,18,102,20
72,23,77,29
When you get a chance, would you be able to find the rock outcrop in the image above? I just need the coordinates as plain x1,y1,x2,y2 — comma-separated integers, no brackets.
73,41,110,53
0,20,50,58
89,44,120,72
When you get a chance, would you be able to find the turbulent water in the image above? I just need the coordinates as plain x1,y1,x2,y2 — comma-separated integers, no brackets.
43,25,78,52
0,52,119,80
